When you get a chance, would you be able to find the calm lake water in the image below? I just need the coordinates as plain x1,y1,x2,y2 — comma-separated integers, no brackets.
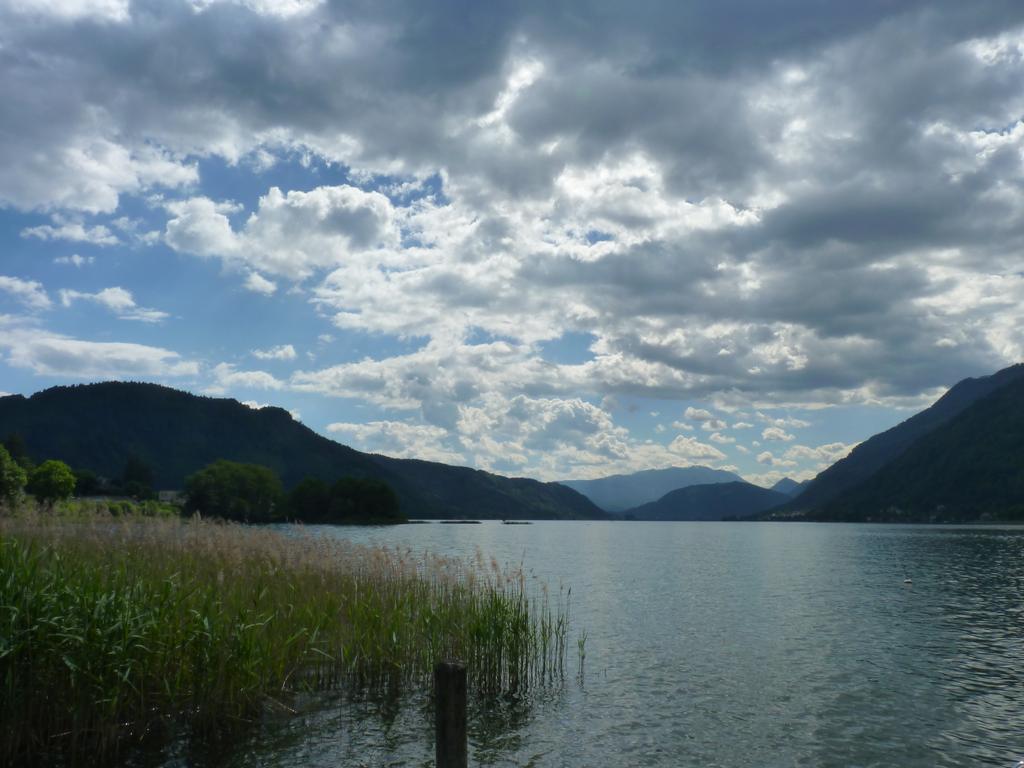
165,521,1024,767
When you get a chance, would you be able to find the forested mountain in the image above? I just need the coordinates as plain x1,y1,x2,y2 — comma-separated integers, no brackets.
0,382,605,520
808,375,1024,522
778,363,1024,513
625,481,789,521
560,465,744,512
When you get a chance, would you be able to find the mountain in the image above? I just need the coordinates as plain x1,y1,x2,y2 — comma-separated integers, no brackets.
625,481,790,521
559,465,744,512
770,477,806,497
0,382,605,520
779,363,1024,513
809,374,1024,522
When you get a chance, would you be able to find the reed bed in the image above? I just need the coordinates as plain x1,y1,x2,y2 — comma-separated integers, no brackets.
0,512,572,764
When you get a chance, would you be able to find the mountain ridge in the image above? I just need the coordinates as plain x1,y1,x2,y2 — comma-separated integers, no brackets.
0,382,605,521
559,465,744,512
777,363,1024,514
626,481,789,521
806,374,1024,521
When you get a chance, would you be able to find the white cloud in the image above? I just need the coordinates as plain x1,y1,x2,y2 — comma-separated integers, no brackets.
783,442,856,465
327,420,464,464
756,450,797,468
244,272,277,295
700,418,728,431
165,185,398,281
210,362,285,392
7,0,131,23
59,286,168,323
756,411,812,429
53,254,95,267
666,435,726,461
0,276,51,310
252,344,297,361
709,432,735,444
0,328,197,377
761,426,796,442
22,216,118,245
684,406,716,421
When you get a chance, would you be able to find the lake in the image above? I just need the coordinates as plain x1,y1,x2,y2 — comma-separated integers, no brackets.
168,521,1024,767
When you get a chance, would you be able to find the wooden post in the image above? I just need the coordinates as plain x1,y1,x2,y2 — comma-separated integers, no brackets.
434,660,467,768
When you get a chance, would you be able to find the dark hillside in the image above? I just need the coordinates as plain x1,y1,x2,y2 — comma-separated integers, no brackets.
781,364,1024,513
813,375,1024,522
0,382,605,520
626,481,789,521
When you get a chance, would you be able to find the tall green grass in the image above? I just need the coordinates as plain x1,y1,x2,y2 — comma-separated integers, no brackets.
0,512,573,764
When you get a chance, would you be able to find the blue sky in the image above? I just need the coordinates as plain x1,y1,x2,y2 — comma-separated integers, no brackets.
1,1,1023,485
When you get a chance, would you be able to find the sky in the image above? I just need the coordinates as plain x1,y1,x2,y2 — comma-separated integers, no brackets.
1,0,1023,487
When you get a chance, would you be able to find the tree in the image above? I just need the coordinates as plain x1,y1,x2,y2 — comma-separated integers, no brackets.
328,476,403,523
73,468,101,497
0,445,27,504
122,455,156,499
185,460,284,523
288,477,331,522
27,460,76,505
2,434,32,471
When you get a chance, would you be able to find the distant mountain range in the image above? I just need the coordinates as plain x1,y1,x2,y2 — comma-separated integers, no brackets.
771,362,1024,522
625,481,789,521
0,382,605,521
559,466,743,512
770,477,807,497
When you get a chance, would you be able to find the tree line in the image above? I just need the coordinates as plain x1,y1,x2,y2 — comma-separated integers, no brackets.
1,434,404,524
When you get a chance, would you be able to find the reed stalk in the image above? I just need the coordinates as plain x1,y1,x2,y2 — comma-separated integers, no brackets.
0,511,573,764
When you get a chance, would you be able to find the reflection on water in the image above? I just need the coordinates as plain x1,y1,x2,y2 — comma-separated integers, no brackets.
138,523,1024,767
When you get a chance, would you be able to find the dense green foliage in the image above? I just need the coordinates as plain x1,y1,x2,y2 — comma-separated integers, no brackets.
812,375,1024,522
625,481,789,521
782,363,1024,513
0,514,574,765
185,459,285,522
0,383,605,519
0,446,27,503
26,460,76,504
287,475,404,523
2,434,32,471
121,454,156,499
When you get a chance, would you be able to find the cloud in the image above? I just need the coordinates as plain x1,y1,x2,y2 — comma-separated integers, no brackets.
244,272,277,295
22,216,118,245
756,450,797,468
209,362,284,392
684,407,716,421
59,287,169,323
53,254,95,267
783,442,856,466
327,420,465,464
252,344,296,360
3,1,1024,479
709,432,735,444
0,328,198,378
761,426,796,442
165,185,398,280
0,276,51,310
756,411,812,429
666,435,726,461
